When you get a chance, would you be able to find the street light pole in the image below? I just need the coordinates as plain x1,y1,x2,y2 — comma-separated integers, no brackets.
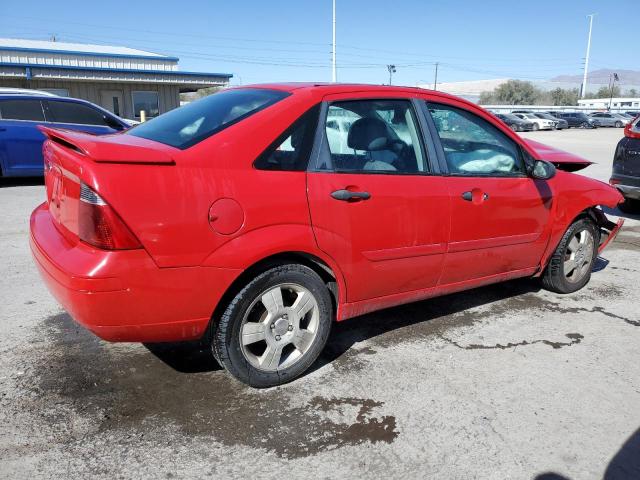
387,64,396,85
581,14,595,99
332,0,337,82
433,62,439,90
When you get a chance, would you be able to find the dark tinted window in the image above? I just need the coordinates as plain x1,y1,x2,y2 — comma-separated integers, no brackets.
46,101,110,126
128,88,289,149
254,106,320,171
0,99,45,121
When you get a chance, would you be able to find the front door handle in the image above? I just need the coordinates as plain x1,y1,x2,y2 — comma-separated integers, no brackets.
461,191,489,202
330,189,371,202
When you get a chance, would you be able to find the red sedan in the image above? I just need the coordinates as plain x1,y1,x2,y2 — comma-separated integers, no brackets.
30,84,624,387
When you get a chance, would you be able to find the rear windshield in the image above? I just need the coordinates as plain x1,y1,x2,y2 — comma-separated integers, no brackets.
127,88,289,149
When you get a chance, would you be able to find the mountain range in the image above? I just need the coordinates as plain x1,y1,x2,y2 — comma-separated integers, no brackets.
551,69,640,85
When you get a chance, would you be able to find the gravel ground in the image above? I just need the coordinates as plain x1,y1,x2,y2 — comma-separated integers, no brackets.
1,128,639,479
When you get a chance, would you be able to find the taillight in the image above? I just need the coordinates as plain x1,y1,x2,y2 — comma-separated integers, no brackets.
78,183,142,250
624,121,640,139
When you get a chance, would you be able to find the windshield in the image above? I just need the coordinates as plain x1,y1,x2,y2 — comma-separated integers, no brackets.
127,88,289,149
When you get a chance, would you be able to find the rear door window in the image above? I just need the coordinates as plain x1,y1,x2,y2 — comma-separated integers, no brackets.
46,100,111,126
0,99,45,121
128,88,289,149
319,99,428,174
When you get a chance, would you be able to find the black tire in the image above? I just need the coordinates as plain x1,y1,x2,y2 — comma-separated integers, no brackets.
615,121,623,128
619,197,640,213
212,264,332,388
541,218,600,294
532,123,540,131
581,122,589,129
510,124,519,132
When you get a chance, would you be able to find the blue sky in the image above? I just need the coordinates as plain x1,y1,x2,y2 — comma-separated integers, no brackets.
0,0,637,86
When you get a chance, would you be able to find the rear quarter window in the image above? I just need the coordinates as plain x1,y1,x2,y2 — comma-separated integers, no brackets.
127,88,289,149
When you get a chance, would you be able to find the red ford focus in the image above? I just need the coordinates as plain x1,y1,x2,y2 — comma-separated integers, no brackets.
30,84,624,387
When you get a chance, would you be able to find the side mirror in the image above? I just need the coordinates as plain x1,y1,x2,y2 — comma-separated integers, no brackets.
103,114,126,131
530,159,556,180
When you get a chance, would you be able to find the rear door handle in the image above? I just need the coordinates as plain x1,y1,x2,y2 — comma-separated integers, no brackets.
330,189,371,202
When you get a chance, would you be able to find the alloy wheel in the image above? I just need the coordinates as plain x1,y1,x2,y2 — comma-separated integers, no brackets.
563,229,595,283
239,283,320,372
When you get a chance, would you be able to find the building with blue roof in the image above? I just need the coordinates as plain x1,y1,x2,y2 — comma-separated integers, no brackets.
0,38,232,120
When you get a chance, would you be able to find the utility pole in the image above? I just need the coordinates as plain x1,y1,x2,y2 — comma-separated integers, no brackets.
581,14,595,99
608,72,619,110
387,65,396,85
433,62,439,90
331,0,337,82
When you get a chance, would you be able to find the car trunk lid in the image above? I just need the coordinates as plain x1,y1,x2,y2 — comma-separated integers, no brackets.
40,126,174,245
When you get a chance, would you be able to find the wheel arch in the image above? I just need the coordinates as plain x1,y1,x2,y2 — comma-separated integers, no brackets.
537,204,615,275
202,250,343,344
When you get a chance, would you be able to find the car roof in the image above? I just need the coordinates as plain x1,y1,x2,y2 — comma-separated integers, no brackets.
234,82,467,104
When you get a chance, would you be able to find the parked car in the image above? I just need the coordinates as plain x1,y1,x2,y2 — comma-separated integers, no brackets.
548,112,597,129
0,87,58,97
589,112,630,128
512,113,555,130
494,113,535,132
30,84,624,387
0,95,129,177
611,115,640,212
625,111,639,118
533,112,568,130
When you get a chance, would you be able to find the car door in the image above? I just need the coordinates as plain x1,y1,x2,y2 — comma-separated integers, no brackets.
306,94,450,303
0,98,47,176
43,99,123,135
424,100,552,285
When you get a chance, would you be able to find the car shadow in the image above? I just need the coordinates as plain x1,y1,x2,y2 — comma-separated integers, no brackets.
534,427,640,480
0,176,44,188
145,277,543,376
144,340,223,373
308,278,542,374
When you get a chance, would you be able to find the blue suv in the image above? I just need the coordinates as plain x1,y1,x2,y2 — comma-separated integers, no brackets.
0,95,129,177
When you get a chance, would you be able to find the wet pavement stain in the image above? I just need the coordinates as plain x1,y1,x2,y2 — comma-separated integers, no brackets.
439,332,584,350
19,313,398,459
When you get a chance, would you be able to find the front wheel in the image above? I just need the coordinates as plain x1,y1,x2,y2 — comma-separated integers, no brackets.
212,264,332,387
541,218,599,294
615,121,623,128
532,123,540,131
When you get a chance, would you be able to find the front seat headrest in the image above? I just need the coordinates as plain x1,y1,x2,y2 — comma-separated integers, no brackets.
347,117,390,151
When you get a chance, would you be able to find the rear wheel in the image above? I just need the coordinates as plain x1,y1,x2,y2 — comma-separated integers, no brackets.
541,218,599,294
212,264,332,387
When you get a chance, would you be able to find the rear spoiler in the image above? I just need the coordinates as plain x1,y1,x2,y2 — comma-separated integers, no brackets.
38,126,175,165
523,139,592,172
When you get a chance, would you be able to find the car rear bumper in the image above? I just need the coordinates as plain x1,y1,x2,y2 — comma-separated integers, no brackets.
610,174,640,200
30,202,241,342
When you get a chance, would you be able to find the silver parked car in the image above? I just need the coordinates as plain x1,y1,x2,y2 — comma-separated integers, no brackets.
589,112,631,128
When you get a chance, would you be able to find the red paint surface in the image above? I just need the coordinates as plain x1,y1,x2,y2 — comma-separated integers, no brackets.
30,83,624,342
